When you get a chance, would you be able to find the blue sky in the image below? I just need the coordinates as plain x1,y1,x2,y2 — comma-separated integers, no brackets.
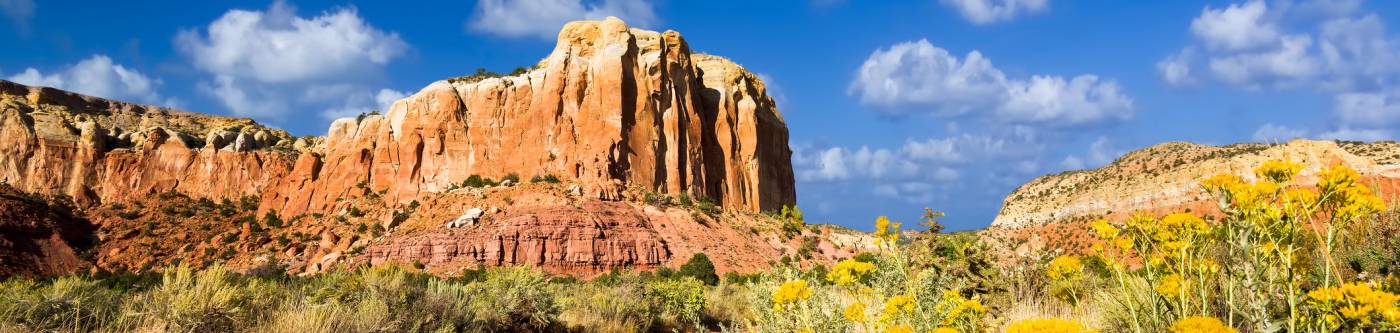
3,0,1399,231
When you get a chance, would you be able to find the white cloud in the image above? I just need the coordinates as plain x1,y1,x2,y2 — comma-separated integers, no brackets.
176,0,405,84
1207,35,1318,88
320,88,407,120
795,133,1041,183
849,39,1133,126
0,0,33,31
1317,15,1400,90
1319,127,1392,141
1163,0,1400,139
5,55,166,104
1059,136,1118,170
794,131,1050,212
177,1,408,121
468,0,658,39
1190,1,1279,51
1333,91,1400,128
939,0,1048,25
1000,75,1133,125
1158,48,1196,86
1253,123,1309,142
848,39,1005,114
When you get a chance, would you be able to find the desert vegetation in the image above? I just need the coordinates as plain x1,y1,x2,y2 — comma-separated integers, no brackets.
3,160,1399,332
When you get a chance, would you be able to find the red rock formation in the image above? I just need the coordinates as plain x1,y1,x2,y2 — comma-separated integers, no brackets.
0,17,794,218
0,18,808,276
366,200,670,275
0,184,95,278
262,17,795,217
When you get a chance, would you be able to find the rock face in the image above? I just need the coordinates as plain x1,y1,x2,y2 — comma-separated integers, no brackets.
0,81,299,207
367,201,670,275
0,183,96,278
992,139,1400,228
0,17,795,218
0,18,808,277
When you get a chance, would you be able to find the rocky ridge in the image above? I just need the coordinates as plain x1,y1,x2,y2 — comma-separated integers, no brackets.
992,139,1400,229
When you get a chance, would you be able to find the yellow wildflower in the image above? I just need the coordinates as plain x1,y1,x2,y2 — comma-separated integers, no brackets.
930,328,959,333
1201,173,1244,193
771,279,812,311
828,259,876,287
1090,219,1120,239
884,324,913,333
1113,236,1134,251
1155,274,1187,297
880,295,916,321
1255,160,1304,183
1005,318,1096,333
874,216,902,245
1160,212,1209,239
1046,256,1084,282
844,301,867,322
1307,282,1400,328
1169,316,1237,333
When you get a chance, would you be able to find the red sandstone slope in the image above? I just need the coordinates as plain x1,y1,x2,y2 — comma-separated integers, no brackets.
0,184,95,278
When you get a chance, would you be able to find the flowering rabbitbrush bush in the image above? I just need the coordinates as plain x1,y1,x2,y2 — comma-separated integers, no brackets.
1089,160,1391,332
744,213,993,333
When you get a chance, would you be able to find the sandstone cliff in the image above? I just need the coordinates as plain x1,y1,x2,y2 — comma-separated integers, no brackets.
0,17,794,219
0,18,818,276
992,139,1400,229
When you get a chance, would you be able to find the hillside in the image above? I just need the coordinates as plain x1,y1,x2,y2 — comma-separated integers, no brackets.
985,139,1400,257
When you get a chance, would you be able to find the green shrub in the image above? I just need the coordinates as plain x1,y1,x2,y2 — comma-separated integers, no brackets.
679,253,719,286
0,277,121,332
559,284,655,332
530,174,561,184
468,266,560,331
646,277,706,329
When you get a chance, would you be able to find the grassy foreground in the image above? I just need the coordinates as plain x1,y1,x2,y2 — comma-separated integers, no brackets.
3,161,1400,332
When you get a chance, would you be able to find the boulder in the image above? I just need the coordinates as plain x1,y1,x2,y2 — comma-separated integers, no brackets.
446,208,484,228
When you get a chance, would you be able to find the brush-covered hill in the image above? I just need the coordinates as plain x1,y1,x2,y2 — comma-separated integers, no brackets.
985,139,1400,257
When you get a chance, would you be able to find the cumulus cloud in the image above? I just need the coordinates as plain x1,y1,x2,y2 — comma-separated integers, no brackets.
5,55,167,104
1059,137,1118,170
1157,48,1197,86
0,0,33,32
1190,1,1279,51
1319,127,1392,141
176,1,405,84
795,133,1042,183
1252,123,1309,142
939,0,1048,25
794,130,1049,213
468,0,658,39
1207,35,1318,88
176,1,408,122
320,88,408,120
1161,0,1400,140
849,39,1133,126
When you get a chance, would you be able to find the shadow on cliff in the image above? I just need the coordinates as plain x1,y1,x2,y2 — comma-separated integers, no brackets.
0,183,98,278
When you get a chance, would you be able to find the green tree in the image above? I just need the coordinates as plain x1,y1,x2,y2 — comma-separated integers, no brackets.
678,253,719,285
